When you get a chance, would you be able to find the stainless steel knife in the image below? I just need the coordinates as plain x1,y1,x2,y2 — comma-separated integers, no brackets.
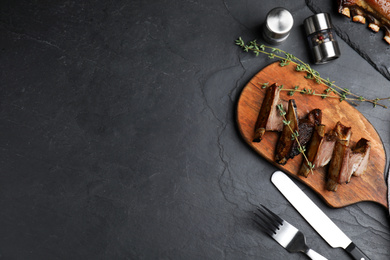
271,170,371,260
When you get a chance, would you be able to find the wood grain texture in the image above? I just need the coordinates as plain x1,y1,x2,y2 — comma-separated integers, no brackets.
237,61,388,208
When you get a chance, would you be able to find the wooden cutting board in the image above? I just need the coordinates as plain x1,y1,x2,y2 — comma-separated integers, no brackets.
237,61,388,209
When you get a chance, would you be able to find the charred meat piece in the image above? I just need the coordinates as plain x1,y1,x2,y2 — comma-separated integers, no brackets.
298,124,325,177
253,84,285,142
333,121,353,140
327,122,352,191
341,148,361,183
311,126,339,168
312,134,336,168
327,139,351,191
299,121,350,178
338,0,390,44
352,138,371,176
291,109,322,158
339,138,371,183
367,13,382,31
351,6,367,23
304,108,322,126
275,99,299,165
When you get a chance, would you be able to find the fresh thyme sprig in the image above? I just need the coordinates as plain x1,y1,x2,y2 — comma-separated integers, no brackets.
277,104,315,173
236,37,389,108
261,83,356,101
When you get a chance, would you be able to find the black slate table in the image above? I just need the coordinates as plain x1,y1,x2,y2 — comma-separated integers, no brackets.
1,0,389,259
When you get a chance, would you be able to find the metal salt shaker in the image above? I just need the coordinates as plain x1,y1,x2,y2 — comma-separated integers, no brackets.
304,13,341,64
262,7,294,45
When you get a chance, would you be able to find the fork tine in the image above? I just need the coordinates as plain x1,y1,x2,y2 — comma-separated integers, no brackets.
254,209,277,232
260,204,283,224
252,216,274,236
256,206,281,231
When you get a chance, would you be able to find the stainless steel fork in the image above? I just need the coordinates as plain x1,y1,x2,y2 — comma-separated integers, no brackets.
254,204,328,260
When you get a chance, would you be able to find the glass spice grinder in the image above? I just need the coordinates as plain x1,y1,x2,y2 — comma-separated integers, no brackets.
303,13,340,64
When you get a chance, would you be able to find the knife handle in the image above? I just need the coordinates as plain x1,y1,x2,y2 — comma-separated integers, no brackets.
346,242,370,260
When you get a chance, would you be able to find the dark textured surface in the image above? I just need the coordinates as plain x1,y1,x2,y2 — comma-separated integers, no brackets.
0,0,389,259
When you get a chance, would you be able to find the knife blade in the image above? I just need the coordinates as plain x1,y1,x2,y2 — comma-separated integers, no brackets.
271,170,371,260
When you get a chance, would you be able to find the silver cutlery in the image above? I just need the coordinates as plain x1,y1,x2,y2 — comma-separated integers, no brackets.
271,170,371,260
254,204,328,260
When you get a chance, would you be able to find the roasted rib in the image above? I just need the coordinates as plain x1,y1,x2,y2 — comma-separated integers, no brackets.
327,122,352,191
311,124,340,169
336,138,371,184
253,83,285,142
291,109,322,159
351,138,371,177
338,0,390,44
298,124,326,177
275,99,299,165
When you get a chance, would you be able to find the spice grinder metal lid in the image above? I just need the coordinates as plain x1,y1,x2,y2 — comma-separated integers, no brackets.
304,13,333,35
263,7,294,43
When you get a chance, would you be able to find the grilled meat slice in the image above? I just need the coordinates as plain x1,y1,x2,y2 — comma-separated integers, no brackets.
327,140,350,191
311,126,339,168
333,121,353,140
305,108,322,126
253,84,284,142
312,135,336,168
275,99,299,165
327,122,352,191
352,138,371,176
338,0,390,44
291,109,322,158
298,124,325,177
339,138,371,183
341,148,361,183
